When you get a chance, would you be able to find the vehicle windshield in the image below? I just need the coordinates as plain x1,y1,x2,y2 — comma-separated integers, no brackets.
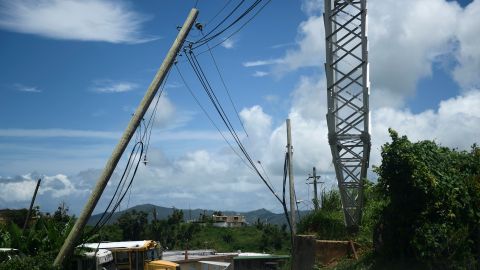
144,247,161,261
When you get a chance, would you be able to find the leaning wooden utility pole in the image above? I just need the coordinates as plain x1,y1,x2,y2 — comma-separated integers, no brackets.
23,178,41,232
286,119,296,234
53,8,199,267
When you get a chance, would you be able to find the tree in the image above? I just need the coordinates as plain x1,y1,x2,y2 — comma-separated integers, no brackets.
117,210,148,241
374,129,480,269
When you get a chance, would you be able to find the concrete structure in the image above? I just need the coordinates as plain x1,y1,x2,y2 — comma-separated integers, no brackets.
294,235,359,268
212,215,246,228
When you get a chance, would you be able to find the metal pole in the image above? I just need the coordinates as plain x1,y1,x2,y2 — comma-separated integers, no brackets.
286,119,296,234
53,8,199,267
23,178,41,232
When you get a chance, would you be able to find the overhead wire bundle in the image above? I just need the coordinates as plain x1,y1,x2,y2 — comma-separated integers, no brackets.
80,71,171,244
171,0,299,240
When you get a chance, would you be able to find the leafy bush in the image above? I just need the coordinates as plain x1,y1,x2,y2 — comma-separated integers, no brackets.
374,129,480,269
298,190,348,240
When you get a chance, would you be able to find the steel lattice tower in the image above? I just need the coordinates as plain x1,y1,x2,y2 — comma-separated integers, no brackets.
324,0,370,228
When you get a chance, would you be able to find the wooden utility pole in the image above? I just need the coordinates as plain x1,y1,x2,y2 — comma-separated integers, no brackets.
286,119,296,234
307,167,322,211
23,178,41,232
53,8,199,267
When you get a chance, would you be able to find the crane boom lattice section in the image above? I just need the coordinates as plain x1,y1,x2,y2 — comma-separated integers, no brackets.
324,0,370,228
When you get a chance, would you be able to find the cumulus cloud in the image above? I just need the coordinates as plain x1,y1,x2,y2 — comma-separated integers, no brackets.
246,0,480,108
368,0,461,107
370,89,480,165
0,0,157,43
0,173,89,211
146,94,194,130
91,80,138,93
453,0,480,89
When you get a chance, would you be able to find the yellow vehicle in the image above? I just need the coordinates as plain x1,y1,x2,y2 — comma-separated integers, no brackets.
82,240,179,270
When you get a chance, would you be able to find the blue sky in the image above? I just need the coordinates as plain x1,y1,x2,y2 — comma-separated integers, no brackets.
0,0,479,215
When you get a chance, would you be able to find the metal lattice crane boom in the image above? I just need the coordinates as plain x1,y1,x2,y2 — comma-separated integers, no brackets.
324,0,370,229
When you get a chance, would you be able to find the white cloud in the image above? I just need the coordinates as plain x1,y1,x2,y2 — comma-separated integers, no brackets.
243,59,284,67
0,0,156,43
301,0,323,16
221,38,235,49
368,0,461,107
0,173,88,206
92,80,138,93
274,14,325,73
370,89,480,165
14,83,42,93
453,0,480,89
0,179,37,202
253,71,269,77
250,0,477,107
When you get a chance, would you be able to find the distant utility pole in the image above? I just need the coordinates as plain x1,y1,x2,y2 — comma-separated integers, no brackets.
286,119,296,234
307,167,323,211
23,178,41,232
53,8,199,267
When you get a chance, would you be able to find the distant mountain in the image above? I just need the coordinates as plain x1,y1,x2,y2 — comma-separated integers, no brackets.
88,204,309,226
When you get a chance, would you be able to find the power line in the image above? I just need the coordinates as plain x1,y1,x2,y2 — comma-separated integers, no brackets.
205,0,234,27
194,0,247,45
204,39,249,137
184,48,281,204
174,62,255,173
192,0,267,50
196,0,272,53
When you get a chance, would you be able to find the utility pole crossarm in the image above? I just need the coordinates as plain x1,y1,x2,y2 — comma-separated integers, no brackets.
53,8,199,267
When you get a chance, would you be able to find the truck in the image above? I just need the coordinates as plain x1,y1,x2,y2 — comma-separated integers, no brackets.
81,240,179,270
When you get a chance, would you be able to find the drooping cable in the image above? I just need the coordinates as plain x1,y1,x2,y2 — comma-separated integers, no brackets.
193,0,246,45
205,0,234,27
192,0,266,50
175,63,255,173
81,141,144,243
184,48,282,204
196,0,272,54
204,38,249,137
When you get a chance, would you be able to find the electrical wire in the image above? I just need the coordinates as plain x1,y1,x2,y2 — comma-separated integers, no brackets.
204,0,234,27
184,48,281,204
192,0,268,50
193,0,247,45
174,63,256,173
196,0,272,54
204,38,249,137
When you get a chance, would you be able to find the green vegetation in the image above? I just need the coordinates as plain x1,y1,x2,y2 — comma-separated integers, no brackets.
373,129,480,269
0,205,72,270
301,129,480,269
95,208,290,254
